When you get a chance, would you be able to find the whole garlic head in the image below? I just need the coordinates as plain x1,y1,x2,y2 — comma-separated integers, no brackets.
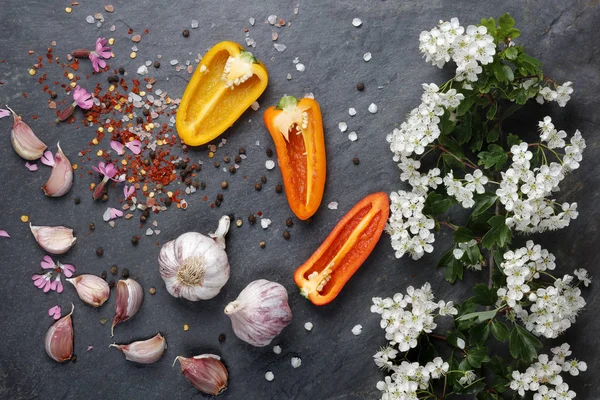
158,216,230,301
224,279,292,347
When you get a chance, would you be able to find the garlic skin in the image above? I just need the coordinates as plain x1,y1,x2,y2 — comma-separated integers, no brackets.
158,216,230,301
112,278,143,336
110,332,166,364
42,143,73,197
45,303,74,362
30,223,76,254
8,106,47,160
175,354,228,395
224,279,292,347
67,274,110,307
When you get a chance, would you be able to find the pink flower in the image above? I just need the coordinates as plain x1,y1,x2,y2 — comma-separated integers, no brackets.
92,162,120,181
124,185,135,199
125,140,143,155
110,140,125,155
25,162,38,172
89,38,111,72
33,256,76,293
41,255,55,269
73,86,93,110
103,207,124,221
48,305,62,320
32,272,54,292
0,230,9,238
41,150,55,167
0,109,10,119
52,276,64,293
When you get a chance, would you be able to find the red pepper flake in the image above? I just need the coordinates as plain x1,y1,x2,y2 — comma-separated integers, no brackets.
128,28,133,34
144,28,149,34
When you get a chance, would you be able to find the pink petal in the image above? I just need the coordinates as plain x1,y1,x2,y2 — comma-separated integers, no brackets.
61,263,75,277
0,109,10,119
48,305,61,317
43,279,53,293
103,207,124,221
53,312,61,320
54,277,63,293
123,185,135,199
89,54,101,72
0,230,9,238
96,58,107,70
41,150,55,167
110,141,125,155
125,140,143,155
95,38,107,53
41,255,55,269
25,161,39,172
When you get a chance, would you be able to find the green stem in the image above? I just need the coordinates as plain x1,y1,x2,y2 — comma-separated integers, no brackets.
436,145,479,170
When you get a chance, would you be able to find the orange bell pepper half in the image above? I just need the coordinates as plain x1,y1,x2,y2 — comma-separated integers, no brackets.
263,96,326,220
176,41,268,146
294,192,390,305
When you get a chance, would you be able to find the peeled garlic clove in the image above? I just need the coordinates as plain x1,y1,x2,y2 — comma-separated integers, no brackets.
8,106,47,160
30,223,76,254
224,279,292,347
67,274,110,307
110,332,166,364
158,216,230,301
45,303,74,362
112,278,143,336
175,354,228,395
42,143,73,197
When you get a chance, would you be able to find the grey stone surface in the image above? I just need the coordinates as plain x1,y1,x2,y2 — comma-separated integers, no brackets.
0,0,598,399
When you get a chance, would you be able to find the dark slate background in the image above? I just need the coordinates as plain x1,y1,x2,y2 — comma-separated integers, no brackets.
0,1,598,399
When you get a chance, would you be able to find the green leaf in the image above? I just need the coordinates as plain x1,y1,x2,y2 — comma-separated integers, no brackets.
423,192,454,215
438,135,465,158
486,126,500,142
498,13,515,31
467,346,488,368
469,322,491,346
454,227,475,243
441,111,457,135
502,64,514,81
492,62,506,82
509,324,543,364
471,193,498,217
477,392,500,400
491,320,510,342
486,102,498,120
480,17,497,36
418,341,438,365
466,244,482,265
457,309,498,323
447,330,467,349
477,144,508,171
454,117,472,145
473,283,498,306
445,260,464,283
504,46,518,60
481,215,512,249
457,96,476,117
506,133,521,147
443,153,465,171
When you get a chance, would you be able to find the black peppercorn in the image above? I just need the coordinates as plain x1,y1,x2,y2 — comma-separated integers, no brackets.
149,150,156,159
221,181,228,189
143,208,151,217
89,222,95,230
260,176,267,184
239,147,246,155
357,82,365,91
184,177,192,186
96,247,104,257
185,166,193,175
143,109,149,116
71,355,77,363
121,268,129,278
165,198,172,206
153,61,160,68
180,170,188,179
140,215,147,223
182,29,190,37
266,148,274,157
131,236,139,245
283,230,291,240
50,92,58,100
286,218,294,227
193,163,201,171
110,265,118,275
109,279,116,288
275,184,283,193
218,333,226,343
254,183,262,191
137,116,144,124
213,161,220,168
228,166,236,174
193,180,200,189
248,215,256,224
101,271,107,280
215,199,222,207
74,197,81,205
234,155,242,163
216,193,224,201
200,181,206,190
223,156,231,164
353,157,360,165
118,67,125,75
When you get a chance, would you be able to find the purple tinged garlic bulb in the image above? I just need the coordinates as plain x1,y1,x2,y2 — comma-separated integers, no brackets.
45,304,74,362
110,332,166,364
158,216,230,301
111,278,143,336
224,279,292,347
175,354,228,395
42,143,73,197
67,274,110,307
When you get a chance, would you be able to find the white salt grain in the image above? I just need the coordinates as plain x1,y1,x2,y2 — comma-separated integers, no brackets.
249,17,255,26
274,43,286,52
268,15,277,25
170,59,178,66
352,324,363,336
304,322,313,331
338,122,347,132
291,357,302,369
261,218,272,229
295,63,305,72
265,160,275,170
191,20,199,29
136,65,148,75
352,18,363,27
287,73,292,80
348,132,358,141
145,228,153,236
363,52,372,62
368,103,378,113
273,345,282,354
265,371,274,381
349,107,357,116
328,202,338,210
251,101,260,111
86,15,95,24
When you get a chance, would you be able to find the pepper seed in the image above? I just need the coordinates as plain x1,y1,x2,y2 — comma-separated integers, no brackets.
260,176,267,184
239,148,246,155
218,333,226,342
286,218,294,227
110,265,118,275
254,183,262,191
357,82,365,91
353,157,360,165
248,215,256,225
213,161,221,168
89,222,96,230
223,156,231,164
228,166,236,174
275,184,283,193
153,61,160,68
74,197,81,205
182,29,190,37
216,193,224,201
121,268,129,278
283,231,291,240
234,155,242,163
96,247,104,257
149,287,156,295
131,236,139,245
221,181,229,189
118,66,125,75
266,148,274,157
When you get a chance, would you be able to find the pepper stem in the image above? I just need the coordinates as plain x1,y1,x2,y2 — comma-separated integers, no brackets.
239,50,257,64
209,215,230,249
276,95,299,111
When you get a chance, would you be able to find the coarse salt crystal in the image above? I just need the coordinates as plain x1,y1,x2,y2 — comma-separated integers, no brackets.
251,101,260,111
304,92,314,99
352,18,362,27
274,43,286,52
273,345,282,354
287,73,292,80
295,63,305,72
86,15,95,24
265,160,275,170
368,103,378,113
291,357,302,368
191,20,198,28
136,65,148,75
348,132,358,141
338,122,347,132
292,57,299,64
131,45,138,52
304,322,313,331
351,324,363,335
268,15,277,25
328,202,338,210
349,107,357,116
249,17,255,26
170,59,178,66
146,228,153,236
261,218,272,229
265,371,274,381
363,52,372,62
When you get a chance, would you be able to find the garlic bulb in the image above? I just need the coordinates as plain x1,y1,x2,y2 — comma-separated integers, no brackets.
42,143,73,197
175,354,228,395
30,223,76,254
110,332,166,364
67,274,110,307
112,278,143,336
45,303,74,362
224,279,292,347
158,216,230,301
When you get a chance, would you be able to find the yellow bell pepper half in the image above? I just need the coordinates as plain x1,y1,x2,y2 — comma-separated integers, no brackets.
176,41,269,146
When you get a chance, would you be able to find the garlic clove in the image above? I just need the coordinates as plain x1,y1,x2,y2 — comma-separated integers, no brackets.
111,278,143,336
42,143,73,197
175,354,228,395
67,274,110,307
30,223,76,254
110,332,166,364
8,106,47,160
45,303,74,362
224,279,292,347
208,215,230,249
